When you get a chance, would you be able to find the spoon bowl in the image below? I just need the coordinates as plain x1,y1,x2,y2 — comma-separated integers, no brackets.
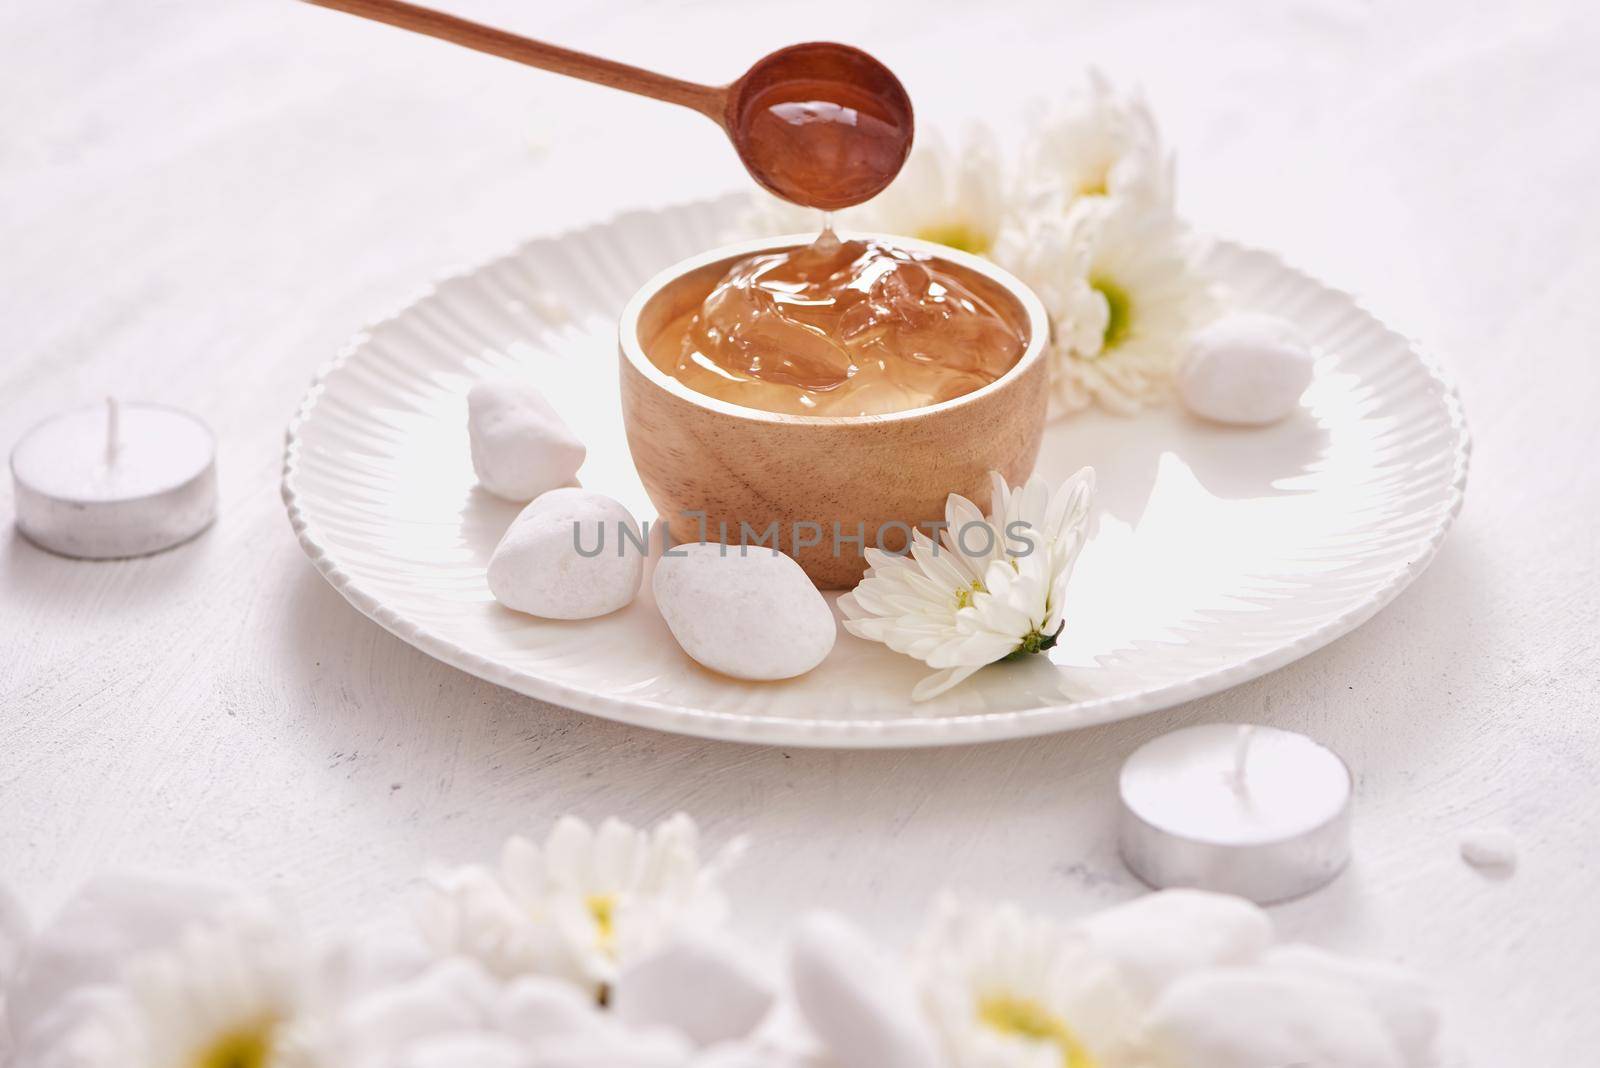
726,42,914,211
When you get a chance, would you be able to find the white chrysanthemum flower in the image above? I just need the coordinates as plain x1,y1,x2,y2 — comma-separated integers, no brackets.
416,814,738,996
305,955,692,1068
48,901,324,1068
747,125,1016,257
915,897,1144,1068
411,864,569,987
997,201,1214,415
1022,69,1175,216
839,468,1094,701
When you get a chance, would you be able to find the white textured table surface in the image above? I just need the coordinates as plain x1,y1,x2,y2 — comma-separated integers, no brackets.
3,1,1597,1061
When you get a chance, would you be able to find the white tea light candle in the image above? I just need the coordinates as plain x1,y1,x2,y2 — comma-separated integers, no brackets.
10,400,217,559
1118,723,1352,904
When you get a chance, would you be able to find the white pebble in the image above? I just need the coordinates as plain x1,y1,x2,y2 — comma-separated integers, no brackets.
1179,313,1314,426
1075,889,1272,1003
488,488,643,619
652,544,835,680
1261,944,1440,1064
468,380,586,501
613,929,775,1048
789,912,940,1068
1145,967,1407,1068
1459,827,1517,871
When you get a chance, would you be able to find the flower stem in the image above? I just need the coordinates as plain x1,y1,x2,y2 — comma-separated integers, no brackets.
1001,620,1066,662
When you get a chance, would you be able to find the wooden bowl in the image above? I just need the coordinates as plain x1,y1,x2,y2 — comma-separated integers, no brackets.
618,233,1050,589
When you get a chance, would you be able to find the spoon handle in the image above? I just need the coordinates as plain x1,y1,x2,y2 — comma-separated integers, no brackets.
302,0,727,121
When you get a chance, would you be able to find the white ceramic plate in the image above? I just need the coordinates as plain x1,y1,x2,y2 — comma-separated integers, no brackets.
283,196,1468,747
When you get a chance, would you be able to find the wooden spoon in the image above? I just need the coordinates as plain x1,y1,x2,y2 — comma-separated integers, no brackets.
302,0,914,210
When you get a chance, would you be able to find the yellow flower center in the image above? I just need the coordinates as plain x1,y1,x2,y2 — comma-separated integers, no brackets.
977,995,1096,1068
1091,277,1132,352
191,1021,276,1068
915,223,991,255
587,893,618,952
1077,171,1110,198
955,579,986,609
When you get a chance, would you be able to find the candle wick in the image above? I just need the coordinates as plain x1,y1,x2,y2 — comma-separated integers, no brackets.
1228,725,1256,801
105,397,121,464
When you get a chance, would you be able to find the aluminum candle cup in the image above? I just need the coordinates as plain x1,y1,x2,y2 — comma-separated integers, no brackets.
11,400,218,559
1118,723,1353,904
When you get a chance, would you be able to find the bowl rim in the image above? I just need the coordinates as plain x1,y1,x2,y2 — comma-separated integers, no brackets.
617,230,1051,426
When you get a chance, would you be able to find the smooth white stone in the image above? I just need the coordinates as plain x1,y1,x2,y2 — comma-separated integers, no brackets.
468,380,586,502
653,544,835,681
1075,889,1272,1004
1459,826,1518,871
1260,945,1440,1065
488,488,643,619
1179,313,1314,426
1146,967,1408,1068
789,912,939,1068
613,929,775,1048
